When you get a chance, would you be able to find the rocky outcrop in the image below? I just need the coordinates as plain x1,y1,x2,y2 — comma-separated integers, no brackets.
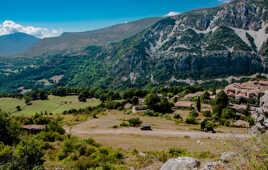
161,153,236,170
160,157,200,170
220,152,236,163
252,91,268,134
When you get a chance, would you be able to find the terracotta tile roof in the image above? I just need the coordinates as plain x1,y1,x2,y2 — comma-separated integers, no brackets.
175,101,194,108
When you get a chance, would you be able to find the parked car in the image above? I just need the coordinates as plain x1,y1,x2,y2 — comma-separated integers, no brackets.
140,125,152,131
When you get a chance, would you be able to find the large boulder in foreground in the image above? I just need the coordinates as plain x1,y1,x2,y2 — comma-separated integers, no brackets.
160,157,200,170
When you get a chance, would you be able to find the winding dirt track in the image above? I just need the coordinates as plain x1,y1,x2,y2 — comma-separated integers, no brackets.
67,127,251,139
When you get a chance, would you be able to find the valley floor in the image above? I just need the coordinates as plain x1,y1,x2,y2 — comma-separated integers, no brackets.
65,111,249,154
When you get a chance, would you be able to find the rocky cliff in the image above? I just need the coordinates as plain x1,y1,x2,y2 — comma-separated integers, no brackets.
67,0,268,89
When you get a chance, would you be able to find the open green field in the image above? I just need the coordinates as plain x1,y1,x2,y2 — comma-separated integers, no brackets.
0,95,101,115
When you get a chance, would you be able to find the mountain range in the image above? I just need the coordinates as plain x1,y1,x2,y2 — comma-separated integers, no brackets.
0,32,40,56
0,0,268,93
18,17,161,58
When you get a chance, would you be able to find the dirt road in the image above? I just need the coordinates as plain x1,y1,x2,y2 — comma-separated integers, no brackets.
66,127,251,139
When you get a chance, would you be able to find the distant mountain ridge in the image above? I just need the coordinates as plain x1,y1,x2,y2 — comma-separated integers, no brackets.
19,17,161,57
0,33,40,56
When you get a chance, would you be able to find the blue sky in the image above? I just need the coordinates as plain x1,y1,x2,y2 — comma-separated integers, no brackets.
0,0,227,38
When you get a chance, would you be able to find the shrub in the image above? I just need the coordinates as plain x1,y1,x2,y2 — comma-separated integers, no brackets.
131,96,139,105
189,111,199,118
221,108,235,119
203,110,211,117
105,100,126,110
16,106,22,111
15,138,45,170
0,111,20,145
128,118,142,127
0,142,12,163
35,131,63,142
144,110,160,117
185,116,198,124
120,122,129,127
200,119,215,132
173,113,182,119
46,121,65,134
145,94,173,113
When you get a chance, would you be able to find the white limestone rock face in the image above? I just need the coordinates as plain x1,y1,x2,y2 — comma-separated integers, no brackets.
252,91,268,134
160,157,200,170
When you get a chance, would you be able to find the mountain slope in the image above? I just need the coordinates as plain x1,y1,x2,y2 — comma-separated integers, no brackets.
63,0,268,89
19,17,161,57
0,33,40,56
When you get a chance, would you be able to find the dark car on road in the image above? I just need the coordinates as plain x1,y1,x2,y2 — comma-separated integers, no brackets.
140,125,152,131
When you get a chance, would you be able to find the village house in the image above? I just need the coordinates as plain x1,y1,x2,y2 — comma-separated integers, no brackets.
225,81,268,101
21,125,46,133
132,105,148,113
175,101,194,110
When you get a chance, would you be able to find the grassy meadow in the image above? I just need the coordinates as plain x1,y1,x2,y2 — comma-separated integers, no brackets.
0,95,101,115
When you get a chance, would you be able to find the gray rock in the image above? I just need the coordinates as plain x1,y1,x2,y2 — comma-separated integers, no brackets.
263,119,268,128
161,157,200,170
220,152,236,163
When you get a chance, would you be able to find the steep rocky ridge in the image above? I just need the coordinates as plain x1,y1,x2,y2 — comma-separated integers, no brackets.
70,0,268,89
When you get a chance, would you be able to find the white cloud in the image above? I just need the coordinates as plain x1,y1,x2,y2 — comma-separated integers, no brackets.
165,11,181,17
218,0,231,3
0,20,62,39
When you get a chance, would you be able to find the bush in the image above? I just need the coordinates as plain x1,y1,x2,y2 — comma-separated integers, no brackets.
144,110,160,117
46,121,65,134
120,122,129,127
105,100,126,110
130,96,139,105
173,113,182,119
200,119,215,133
35,131,63,142
15,138,45,170
185,116,198,124
0,111,20,145
221,108,235,119
145,94,173,113
189,111,199,118
16,106,22,111
203,111,211,117
128,118,142,127
0,142,12,163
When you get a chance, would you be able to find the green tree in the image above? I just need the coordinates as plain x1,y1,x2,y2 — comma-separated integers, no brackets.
16,106,21,111
145,94,172,113
144,93,161,107
215,91,229,108
128,118,142,127
24,96,32,105
221,108,235,119
196,96,201,112
15,138,45,169
201,91,210,102
131,96,139,105
0,112,19,145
